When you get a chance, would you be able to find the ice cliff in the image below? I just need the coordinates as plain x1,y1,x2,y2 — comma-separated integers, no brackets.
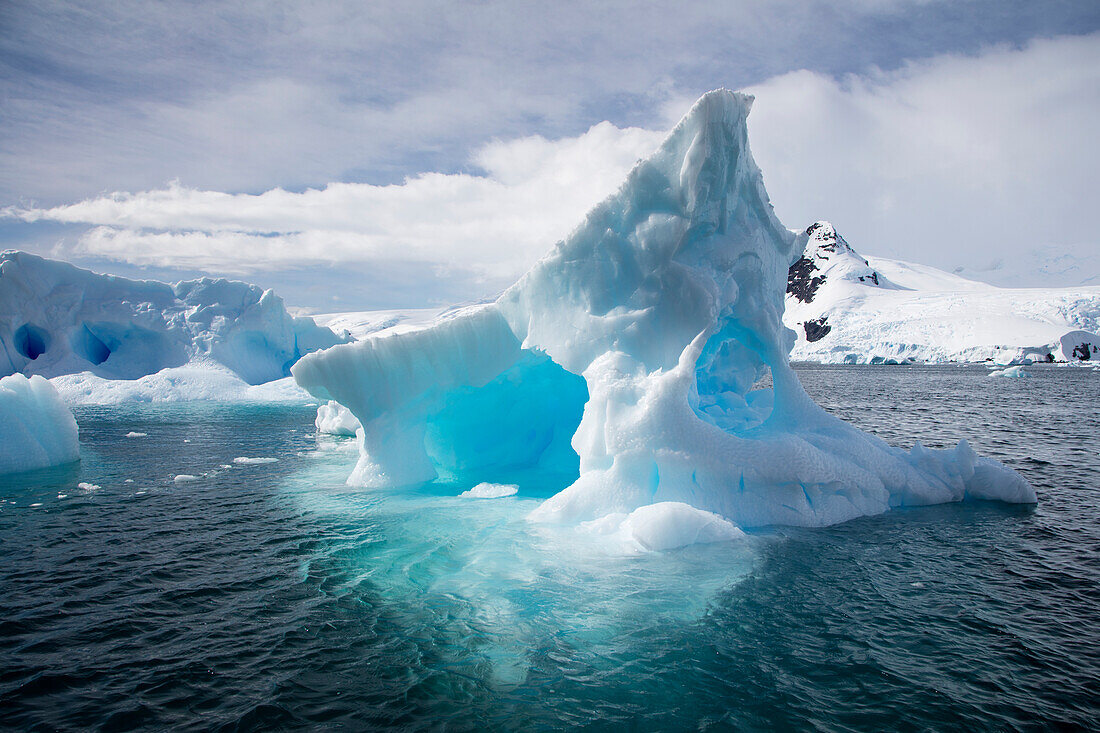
0,251,347,384
293,90,1036,533
0,373,79,475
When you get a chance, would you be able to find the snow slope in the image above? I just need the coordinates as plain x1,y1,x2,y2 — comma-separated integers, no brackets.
50,362,311,405
0,251,347,384
293,90,1034,542
784,223,1100,364
0,373,79,474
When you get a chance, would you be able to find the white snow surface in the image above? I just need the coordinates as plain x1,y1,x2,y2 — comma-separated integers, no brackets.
310,308,447,341
293,90,1036,537
50,361,311,405
0,251,347,384
784,222,1100,365
0,373,80,474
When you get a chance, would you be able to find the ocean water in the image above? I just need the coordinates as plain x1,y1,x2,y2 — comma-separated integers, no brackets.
1,365,1097,730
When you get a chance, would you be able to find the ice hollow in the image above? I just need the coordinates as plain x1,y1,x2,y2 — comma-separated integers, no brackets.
292,90,1035,531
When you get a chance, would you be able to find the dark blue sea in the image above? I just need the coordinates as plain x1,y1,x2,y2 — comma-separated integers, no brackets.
1,365,1097,731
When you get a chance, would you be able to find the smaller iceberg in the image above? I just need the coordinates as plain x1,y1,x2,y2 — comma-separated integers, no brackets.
0,251,347,384
989,366,1028,378
0,373,79,474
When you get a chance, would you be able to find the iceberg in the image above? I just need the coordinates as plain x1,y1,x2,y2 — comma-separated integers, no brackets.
0,251,347,384
0,373,80,475
293,90,1036,532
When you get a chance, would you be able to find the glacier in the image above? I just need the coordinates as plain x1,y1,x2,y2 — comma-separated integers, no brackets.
0,251,347,386
0,373,79,475
293,90,1036,534
784,222,1100,365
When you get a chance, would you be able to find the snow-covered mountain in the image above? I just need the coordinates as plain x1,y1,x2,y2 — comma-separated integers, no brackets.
0,251,347,384
784,222,1100,364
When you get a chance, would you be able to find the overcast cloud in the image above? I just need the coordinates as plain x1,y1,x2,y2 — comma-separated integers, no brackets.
1,1,1097,307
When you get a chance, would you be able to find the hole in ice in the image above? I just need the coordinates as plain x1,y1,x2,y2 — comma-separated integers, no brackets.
422,350,588,495
13,323,50,360
72,323,112,365
693,324,775,433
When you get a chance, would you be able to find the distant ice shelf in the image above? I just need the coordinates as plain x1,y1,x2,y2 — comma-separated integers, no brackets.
293,89,1037,543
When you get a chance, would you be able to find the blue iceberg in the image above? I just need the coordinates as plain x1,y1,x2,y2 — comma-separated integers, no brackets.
293,90,1035,542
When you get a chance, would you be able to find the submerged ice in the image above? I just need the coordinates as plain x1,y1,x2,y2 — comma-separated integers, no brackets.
293,90,1036,537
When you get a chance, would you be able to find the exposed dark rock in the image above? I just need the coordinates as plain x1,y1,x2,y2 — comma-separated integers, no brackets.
1071,342,1092,361
787,256,825,303
857,272,880,285
803,316,831,343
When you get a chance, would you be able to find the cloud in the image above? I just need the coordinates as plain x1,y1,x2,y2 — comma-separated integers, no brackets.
3,0,1095,206
4,32,1098,302
6,122,665,282
744,33,1100,285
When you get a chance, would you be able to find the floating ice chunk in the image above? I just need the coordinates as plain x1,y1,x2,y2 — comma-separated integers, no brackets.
293,89,1036,531
173,474,200,482
29,502,42,507
315,401,361,436
233,457,278,465
0,373,80,475
57,493,67,498
459,483,519,499
583,502,744,552
124,478,134,483
989,366,1028,378
125,431,148,437
77,482,100,491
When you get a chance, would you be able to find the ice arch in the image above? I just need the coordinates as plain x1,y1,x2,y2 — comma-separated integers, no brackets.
293,90,1035,529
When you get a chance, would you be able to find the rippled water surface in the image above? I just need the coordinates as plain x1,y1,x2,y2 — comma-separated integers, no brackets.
1,365,1098,730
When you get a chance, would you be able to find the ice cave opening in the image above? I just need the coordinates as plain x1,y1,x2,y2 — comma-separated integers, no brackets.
421,349,588,494
72,323,112,366
71,321,187,378
13,323,50,361
692,322,777,434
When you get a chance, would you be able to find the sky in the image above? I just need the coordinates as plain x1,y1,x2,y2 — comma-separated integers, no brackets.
1,0,1098,310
